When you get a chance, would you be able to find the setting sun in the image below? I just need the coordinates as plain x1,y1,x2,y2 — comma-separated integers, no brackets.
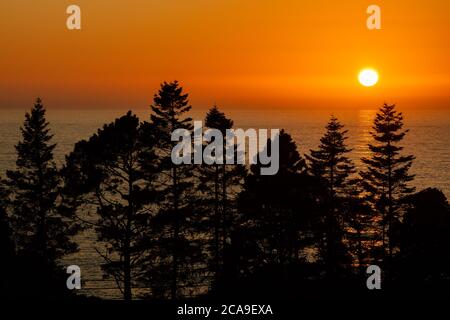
358,69,379,87
1,0,450,309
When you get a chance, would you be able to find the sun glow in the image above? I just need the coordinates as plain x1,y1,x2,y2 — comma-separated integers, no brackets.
358,69,379,87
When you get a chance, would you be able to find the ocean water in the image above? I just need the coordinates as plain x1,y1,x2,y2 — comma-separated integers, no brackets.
0,107,449,298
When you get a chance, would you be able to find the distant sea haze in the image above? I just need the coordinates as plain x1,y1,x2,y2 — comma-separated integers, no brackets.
1,107,449,197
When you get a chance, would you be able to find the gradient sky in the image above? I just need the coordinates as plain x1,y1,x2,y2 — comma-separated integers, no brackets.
1,0,450,110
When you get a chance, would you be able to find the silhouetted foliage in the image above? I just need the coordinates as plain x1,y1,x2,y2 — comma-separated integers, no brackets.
3,93,448,301
395,188,450,280
147,81,203,299
306,116,355,276
234,130,320,284
0,180,15,295
360,103,415,265
343,178,375,272
5,98,79,267
1,178,84,300
0,180,14,254
196,106,246,288
62,111,158,300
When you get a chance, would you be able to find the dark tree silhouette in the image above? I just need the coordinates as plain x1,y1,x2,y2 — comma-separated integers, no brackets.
149,81,203,299
197,106,246,287
62,112,158,300
360,103,415,265
5,98,78,267
0,181,15,295
236,130,319,284
306,116,355,276
395,188,450,280
0,180,13,251
343,178,374,273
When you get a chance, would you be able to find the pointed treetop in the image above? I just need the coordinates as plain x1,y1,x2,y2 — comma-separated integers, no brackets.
205,105,234,134
150,80,192,133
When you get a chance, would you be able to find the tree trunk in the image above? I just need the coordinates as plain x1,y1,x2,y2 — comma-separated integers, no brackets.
123,246,132,301
387,141,393,266
221,162,227,258
327,161,335,277
171,166,179,300
214,165,220,282
37,162,48,265
123,176,133,301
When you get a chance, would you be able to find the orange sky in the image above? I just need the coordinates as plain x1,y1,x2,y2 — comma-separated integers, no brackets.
1,0,450,110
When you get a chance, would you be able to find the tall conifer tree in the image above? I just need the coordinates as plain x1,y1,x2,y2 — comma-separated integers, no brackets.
5,98,78,266
149,81,202,299
306,116,355,275
62,112,158,300
237,131,318,279
360,103,415,264
197,106,246,286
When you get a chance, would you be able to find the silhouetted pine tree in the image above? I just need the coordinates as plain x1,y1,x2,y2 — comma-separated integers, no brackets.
0,181,15,295
197,106,246,287
5,98,78,266
396,188,450,281
62,112,158,300
149,81,203,299
306,116,355,276
342,178,374,273
236,130,319,284
360,103,415,265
